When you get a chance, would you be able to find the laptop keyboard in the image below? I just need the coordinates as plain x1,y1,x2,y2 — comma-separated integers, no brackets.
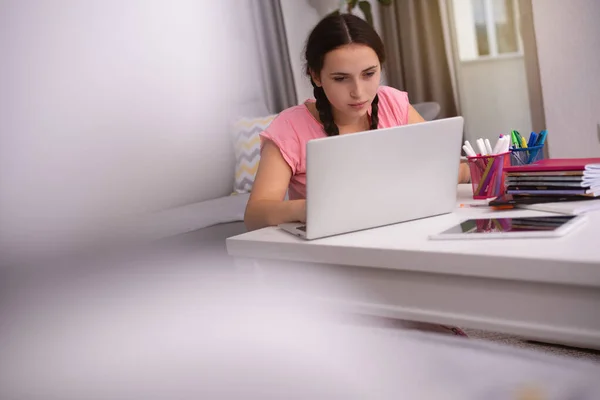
297,225,307,232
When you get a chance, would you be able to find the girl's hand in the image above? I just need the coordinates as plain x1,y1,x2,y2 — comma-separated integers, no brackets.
458,163,471,184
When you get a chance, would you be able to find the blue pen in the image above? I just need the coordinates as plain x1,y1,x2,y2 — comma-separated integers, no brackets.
529,130,547,164
535,130,547,147
527,131,537,147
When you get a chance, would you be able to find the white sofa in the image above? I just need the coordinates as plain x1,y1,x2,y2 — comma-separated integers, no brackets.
125,101,275,263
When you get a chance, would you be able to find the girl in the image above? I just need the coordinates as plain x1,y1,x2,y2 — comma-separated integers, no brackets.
245,13,470,232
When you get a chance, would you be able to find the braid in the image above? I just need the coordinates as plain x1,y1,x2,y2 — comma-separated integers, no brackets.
311,80,339,136
370,94,379,130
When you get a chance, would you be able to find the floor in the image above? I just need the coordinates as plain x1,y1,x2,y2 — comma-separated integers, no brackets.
462,328,600,364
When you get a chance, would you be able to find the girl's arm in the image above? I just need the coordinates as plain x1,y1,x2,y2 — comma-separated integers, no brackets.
407,105,471,183
244,140,306,231
407,105,426,124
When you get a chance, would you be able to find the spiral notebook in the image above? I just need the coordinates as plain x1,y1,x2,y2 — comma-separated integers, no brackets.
505,158,600,197
504,158,600,173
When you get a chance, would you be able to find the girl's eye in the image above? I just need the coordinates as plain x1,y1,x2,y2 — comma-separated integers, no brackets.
333,76,346,82
364,71,375,78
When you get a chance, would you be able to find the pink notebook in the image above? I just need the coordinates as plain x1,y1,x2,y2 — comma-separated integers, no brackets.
505,158,600,172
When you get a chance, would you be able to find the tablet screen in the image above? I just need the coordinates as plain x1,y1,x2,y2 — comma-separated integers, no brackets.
441,215,577,235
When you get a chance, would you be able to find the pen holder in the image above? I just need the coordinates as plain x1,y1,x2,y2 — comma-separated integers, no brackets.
510,144,544,166
467,152,511,199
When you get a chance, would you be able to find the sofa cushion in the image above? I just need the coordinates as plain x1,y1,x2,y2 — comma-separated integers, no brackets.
230,114,277,194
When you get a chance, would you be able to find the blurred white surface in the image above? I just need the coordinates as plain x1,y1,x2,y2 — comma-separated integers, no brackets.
1,257,599,400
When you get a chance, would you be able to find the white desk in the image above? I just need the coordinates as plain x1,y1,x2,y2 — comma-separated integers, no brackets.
226,185,600,349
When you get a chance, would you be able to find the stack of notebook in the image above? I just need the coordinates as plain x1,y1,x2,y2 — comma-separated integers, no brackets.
504,158,600,197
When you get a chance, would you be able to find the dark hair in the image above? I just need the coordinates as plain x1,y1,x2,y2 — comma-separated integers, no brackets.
304,13,386,136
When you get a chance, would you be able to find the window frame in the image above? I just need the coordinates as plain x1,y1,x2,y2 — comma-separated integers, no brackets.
455,0,524,62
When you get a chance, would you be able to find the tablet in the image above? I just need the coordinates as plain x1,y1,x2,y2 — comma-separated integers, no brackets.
429,214,587,240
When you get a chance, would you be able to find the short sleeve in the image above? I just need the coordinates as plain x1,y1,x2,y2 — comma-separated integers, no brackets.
378,86,410,125
259,115,301,175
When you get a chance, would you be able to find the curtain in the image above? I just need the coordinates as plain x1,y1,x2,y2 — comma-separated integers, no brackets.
380,0,458,119
250,0,297,113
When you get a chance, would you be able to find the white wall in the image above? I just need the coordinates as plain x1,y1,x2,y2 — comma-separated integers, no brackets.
458,57,532,145
280,0,383,104
531,0,600,158
0,0,264,259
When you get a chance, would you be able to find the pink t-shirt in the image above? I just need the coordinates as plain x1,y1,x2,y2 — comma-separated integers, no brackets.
259,85,410,200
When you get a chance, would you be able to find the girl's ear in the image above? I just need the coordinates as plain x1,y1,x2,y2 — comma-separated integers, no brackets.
310,69,322,87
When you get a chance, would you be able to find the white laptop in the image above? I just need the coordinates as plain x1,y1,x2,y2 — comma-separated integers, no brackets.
279,116,465,240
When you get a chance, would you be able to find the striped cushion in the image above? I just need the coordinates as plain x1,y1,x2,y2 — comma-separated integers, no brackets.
231,114,277,194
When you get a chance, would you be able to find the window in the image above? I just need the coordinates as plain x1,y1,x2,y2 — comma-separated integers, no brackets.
493,0,519,54
453,0,522,61
472,0,490,56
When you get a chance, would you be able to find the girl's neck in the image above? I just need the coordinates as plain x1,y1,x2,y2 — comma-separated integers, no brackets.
333,109,370,133
304,101,370,133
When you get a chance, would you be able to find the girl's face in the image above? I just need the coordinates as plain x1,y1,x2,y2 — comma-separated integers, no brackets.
312,43,381,122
